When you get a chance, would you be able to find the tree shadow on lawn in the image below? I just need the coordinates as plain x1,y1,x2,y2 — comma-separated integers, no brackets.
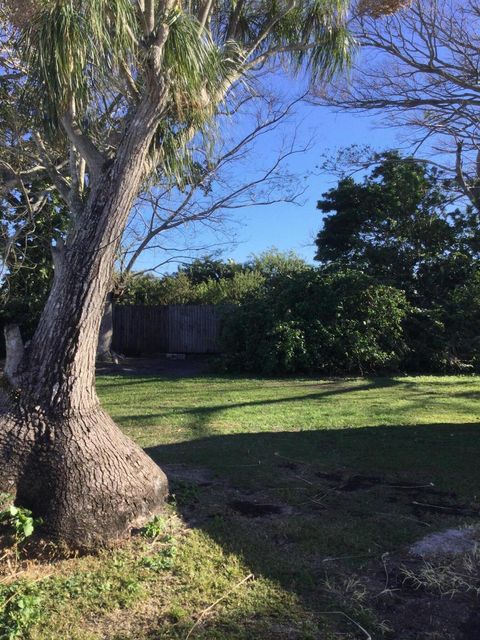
109,375,479,458
111,376,410,436
146,422,480,639
98,369,407,388
96,356,213,378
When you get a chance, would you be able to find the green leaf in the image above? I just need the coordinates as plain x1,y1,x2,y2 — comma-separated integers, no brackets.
22,521,34,538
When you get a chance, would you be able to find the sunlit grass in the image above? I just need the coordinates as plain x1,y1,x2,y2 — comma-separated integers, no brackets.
1,374,479,639
97,374,480,445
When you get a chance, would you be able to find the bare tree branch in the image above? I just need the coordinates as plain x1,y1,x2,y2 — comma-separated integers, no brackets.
312,0,480,206
60,105,106,178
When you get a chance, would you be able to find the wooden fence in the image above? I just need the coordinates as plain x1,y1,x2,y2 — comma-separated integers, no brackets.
112,305,224,355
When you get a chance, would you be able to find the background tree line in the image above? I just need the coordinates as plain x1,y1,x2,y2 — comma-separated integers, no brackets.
3,152,479,375
116,153,480,374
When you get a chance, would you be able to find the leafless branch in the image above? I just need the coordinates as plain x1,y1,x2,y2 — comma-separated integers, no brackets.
312,0,480,207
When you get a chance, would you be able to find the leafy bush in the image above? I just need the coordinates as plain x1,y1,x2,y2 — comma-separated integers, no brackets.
220,268,409,375
119,247,480,374
313,153,480,373
119,268,266,306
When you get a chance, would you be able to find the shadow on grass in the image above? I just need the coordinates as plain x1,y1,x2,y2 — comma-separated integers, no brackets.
96,356,215,379
107,374,479,445
145,421,480,635
97,370,407,387
147,422,480,501
110,376,408,437
98,369,480,637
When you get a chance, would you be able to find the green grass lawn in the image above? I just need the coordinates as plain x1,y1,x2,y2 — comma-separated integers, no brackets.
98,374,480,442
2,374,480,639
98,374,480,494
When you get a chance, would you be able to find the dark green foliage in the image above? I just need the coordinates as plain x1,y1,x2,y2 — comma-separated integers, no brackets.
314,153,480,372
0,189,68,355
443,270,480,368
121,250,410,375
220,267,408,375
118,249,307,306
315,152,479,289
118,273,192,306
179,254,244,285
118,269,266,306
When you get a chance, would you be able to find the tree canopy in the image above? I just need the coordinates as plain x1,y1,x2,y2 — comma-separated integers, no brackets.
314,0,480,207
315,153,480,371
315,153,480,297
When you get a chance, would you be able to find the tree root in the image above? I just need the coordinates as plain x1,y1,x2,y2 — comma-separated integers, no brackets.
0,396,168,548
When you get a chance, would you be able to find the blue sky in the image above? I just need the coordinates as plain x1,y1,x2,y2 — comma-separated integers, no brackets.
226,97,400,265
135,76,402,273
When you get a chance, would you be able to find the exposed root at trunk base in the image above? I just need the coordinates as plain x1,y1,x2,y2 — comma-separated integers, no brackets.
0,396,168,548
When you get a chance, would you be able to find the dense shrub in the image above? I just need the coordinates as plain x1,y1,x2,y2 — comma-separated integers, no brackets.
443,271,480,370
120,270,266,305
0,197,67,356
312,154,480,374
220,268,409,374
400,270,480,373
122,248,480,375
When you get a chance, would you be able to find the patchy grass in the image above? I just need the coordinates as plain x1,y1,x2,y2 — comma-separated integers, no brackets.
2,374,480,639
98,374,480,495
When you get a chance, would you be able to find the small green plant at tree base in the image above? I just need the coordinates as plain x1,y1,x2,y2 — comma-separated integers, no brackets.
140,546,177,572
140,516,177,571
0,504,42,546
170,481,200,507
141,536,177,572
140,515,166,540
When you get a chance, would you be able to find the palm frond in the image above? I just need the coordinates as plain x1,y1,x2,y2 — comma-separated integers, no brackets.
219,0,354,80
267,0,354,80
151,9,238,183
164,9,230,121
20,0,137,125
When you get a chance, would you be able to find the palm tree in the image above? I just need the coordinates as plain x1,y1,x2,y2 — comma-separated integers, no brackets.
0,0,397,545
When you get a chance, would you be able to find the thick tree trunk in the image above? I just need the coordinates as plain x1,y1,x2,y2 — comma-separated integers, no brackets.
0,399,167,546
0,90,169,546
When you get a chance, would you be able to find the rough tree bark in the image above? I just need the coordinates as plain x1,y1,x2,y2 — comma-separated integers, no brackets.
3,325,24,385
0,88,169,547
96,293,119,363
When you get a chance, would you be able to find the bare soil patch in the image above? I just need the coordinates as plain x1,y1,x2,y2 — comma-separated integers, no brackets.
165,461,480,639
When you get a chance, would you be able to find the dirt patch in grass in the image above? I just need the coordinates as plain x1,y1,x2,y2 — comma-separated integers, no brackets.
228,500,284,517
357,545,480,640
164,463,295,527
163,461,480,640
313,468,480,523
